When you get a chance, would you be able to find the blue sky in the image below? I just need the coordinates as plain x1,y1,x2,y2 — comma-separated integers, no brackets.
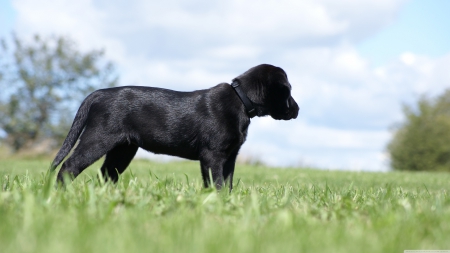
0,1,15,36
358,0,450,66
1,0,450,171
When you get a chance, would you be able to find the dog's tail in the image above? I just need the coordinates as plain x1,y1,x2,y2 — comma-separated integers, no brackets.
50,93,97,171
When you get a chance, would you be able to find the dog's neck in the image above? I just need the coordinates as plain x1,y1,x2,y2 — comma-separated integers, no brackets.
230,80,257,118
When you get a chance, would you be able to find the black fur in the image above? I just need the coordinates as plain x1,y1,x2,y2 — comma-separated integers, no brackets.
51,64,299,190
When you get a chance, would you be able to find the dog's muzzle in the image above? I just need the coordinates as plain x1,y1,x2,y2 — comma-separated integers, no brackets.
271,96,299,120
286,97,299,120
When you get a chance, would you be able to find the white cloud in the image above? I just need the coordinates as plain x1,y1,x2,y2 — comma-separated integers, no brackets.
241,117,391,170
11,0,450,171
400,52,416,65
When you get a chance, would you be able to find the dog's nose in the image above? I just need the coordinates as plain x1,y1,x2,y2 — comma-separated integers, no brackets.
288,97,299,119
290,108,299,119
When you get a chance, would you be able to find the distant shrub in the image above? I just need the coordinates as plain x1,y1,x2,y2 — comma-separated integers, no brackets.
388,89,450,172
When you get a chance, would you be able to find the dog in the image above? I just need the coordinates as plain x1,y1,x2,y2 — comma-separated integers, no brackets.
51,64,299,190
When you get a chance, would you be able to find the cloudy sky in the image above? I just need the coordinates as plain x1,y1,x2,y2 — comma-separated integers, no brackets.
1,0,450,171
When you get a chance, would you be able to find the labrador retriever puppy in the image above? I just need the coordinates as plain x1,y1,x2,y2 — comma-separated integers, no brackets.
51,64,299,190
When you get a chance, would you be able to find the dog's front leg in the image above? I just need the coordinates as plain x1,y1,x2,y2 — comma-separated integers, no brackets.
223,150,239,192
199,151,227,189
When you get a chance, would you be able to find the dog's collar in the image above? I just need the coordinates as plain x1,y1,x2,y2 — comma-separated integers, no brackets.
230,80,257,118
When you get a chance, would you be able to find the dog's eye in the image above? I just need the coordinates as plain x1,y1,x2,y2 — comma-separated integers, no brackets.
286,100,290,109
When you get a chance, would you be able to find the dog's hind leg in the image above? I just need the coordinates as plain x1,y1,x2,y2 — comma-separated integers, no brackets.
100,143,139,183
56,130,120,184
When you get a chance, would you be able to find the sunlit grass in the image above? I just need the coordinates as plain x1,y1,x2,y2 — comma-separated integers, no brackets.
1,158,449,253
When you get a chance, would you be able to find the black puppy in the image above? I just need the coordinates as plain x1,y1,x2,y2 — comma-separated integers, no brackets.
51,64,299,190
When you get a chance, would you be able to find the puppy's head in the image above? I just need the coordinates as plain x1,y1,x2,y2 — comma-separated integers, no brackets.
233,64,299,120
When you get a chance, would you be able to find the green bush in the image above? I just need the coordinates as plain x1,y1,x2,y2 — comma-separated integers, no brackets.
0,34,118,152
388,89,450,171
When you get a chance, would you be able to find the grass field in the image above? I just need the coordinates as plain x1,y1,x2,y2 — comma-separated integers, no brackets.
0,158,449,253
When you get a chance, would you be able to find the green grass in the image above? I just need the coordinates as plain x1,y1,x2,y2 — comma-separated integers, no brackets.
0,158,449,253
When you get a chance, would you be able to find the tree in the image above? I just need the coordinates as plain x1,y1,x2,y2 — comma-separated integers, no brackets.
0,34,118,152
387,90,450,172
